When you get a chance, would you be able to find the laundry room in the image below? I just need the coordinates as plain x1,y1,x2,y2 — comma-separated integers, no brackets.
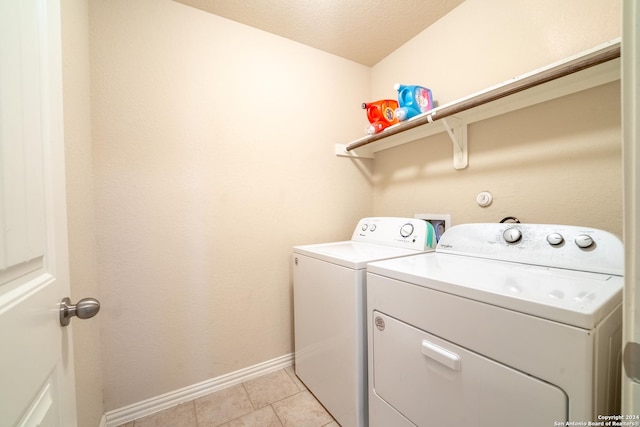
57,0,623,426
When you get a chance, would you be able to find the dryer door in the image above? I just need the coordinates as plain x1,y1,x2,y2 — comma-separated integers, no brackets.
371,311,567,427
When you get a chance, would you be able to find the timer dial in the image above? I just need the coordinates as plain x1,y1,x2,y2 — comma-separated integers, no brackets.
400,223,414,238
503,227,522,244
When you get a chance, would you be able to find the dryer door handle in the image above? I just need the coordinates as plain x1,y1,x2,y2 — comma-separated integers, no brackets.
421,340,461,371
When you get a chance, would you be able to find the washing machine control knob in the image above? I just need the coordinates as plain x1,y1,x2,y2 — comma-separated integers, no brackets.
361,224,368,231
370,224,377,232
400,223,414,238
546,233,564,246
503,227,522,244
575,234,594,249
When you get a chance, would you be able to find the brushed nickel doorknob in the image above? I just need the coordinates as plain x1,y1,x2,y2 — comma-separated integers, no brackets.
59,297,100,327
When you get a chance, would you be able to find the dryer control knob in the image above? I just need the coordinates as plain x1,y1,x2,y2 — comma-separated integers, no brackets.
546,233,564,246
503,227,522,244
575,234,594,249
400,223,414,238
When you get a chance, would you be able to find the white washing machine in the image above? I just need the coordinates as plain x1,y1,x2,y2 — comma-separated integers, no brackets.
293,217,437,427
366,223,624,427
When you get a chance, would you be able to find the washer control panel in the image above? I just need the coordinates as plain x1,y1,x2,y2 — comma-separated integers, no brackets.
352,217,437,251
501,226,597,250
437,223,623,275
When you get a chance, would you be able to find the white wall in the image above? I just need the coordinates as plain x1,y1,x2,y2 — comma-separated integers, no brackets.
60,1,105,426
372,0,621,104
371,0,622,236
90,0,372,410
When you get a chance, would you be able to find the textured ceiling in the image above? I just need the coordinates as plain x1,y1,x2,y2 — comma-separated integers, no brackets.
172,0,465,66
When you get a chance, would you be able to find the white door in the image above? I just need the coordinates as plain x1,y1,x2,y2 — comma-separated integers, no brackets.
623,0,640,415
0,0,78,425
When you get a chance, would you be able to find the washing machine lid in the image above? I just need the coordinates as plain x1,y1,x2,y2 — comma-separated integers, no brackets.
293,217,437,269
294,241,427,269
367,252,622,329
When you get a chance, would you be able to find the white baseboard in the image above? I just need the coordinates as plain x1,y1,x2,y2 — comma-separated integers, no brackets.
104,353,294,427
98,414,107,427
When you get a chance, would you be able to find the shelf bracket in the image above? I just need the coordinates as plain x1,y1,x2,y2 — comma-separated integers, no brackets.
431,115,467,169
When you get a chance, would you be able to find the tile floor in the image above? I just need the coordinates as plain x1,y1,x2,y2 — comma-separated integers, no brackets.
116,366,339,427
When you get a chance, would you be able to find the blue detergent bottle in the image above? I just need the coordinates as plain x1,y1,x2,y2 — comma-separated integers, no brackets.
394,83,434,121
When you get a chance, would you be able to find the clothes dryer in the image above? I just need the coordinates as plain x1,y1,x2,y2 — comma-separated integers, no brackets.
366,223,623,427
293,217,437,427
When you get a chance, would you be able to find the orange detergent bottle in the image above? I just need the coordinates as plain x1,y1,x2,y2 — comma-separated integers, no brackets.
362,99,399,134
